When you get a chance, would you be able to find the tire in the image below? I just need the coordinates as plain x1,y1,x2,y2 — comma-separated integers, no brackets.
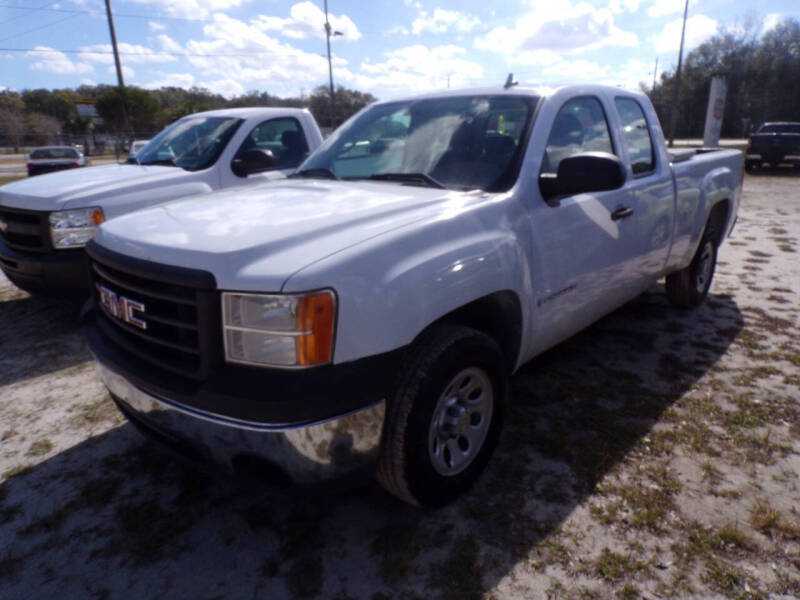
665,231,717,308
376,325,507,507
745,160,759,172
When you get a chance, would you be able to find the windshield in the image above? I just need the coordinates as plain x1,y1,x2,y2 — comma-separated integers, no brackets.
135,116,242,171
758,123,800,134
296,94,538,191
31,147,78,159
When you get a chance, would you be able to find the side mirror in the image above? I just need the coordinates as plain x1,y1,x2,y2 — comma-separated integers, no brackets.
232,148,275,178
539,152,626,206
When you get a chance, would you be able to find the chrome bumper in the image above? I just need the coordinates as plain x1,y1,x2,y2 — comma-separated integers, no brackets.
96,361,386,485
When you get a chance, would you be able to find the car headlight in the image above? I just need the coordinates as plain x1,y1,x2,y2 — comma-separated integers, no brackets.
222,290,336,368
49,207,104,249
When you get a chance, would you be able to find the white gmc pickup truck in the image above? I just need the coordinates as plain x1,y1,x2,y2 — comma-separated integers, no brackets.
81,84,742,507
0,107,322,297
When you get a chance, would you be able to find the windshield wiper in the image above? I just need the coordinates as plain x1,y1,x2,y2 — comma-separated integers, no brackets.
292,167,339,180
368,172,445,189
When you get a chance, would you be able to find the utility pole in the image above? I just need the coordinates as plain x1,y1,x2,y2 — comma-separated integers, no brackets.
323,0,337,129
104,0,131,153
105,0,124,87
668,0,689,147
651,56,658,93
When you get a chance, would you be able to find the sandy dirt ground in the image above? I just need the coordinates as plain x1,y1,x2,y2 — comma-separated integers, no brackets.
1,172,799,600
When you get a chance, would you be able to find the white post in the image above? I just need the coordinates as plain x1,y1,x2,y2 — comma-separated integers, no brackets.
702,77,727,147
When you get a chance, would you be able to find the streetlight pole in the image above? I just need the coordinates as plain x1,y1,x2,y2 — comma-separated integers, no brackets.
668,0,689,147
104,0,131,154
324,0,336,129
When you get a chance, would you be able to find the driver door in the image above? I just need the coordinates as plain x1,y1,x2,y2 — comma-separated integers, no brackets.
220,117,309,187
529,96,641,349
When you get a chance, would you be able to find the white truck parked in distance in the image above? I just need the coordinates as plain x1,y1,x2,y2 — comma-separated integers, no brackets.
0,107,323,297
82,84,743,507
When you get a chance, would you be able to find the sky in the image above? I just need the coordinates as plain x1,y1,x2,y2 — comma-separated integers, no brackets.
1,0,799,100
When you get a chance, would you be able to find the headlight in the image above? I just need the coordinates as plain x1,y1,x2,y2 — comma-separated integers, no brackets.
222,291,336,368
49,207,104,249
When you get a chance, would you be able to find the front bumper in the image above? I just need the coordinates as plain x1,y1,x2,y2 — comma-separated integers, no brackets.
0,240,90,297
97,360,387,485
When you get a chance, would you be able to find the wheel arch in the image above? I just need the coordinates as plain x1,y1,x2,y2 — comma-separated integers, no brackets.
705,199,731,247
424,290,523,372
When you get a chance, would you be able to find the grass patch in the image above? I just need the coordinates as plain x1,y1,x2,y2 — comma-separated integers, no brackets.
2,464,33,479
27,439,53,456
593,548,650,582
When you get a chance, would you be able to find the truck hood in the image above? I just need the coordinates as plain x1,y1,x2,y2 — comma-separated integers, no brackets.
0,163,196,211
93,179,487,292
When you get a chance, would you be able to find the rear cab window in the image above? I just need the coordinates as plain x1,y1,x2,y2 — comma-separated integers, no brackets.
614,97,656,175
542,97,615,174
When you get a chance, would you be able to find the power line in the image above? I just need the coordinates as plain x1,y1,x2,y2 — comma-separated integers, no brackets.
0,0,58,26
0,3,215,23
0,46,331,59
0,13,82,43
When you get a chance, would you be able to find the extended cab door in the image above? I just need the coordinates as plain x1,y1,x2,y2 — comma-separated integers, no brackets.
611,96,674,282
219,116,311,187
528,95,641,349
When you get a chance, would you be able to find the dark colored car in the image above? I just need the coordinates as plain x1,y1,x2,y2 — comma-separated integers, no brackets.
745,122,800,171
27,146,86,176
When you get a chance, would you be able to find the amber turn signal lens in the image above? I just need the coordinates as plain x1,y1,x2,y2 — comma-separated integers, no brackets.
91,209,104,226
296,292,336,366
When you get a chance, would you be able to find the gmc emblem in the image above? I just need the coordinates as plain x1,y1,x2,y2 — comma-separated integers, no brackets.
97,285,147,330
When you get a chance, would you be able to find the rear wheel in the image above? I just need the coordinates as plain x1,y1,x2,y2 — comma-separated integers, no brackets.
665,233,717,308
745,160,759,172
376,325,507,507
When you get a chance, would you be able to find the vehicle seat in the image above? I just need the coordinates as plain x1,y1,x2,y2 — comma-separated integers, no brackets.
431,120,494,188
280,130,309,167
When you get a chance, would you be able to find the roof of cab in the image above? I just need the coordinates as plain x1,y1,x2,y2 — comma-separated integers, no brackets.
183,106,312,119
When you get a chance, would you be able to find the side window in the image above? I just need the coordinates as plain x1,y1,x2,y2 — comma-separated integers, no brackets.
543,97,613,174
615,98,655,175
235,117,309,170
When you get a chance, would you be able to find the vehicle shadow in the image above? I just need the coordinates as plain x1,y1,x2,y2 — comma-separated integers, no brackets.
0,289,89,387
0,286,743,599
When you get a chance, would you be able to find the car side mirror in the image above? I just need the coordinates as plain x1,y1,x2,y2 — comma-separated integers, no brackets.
232,148,275,178
539,152,626,206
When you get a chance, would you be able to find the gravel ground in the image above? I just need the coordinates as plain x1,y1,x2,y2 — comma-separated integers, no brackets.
1,172,799,600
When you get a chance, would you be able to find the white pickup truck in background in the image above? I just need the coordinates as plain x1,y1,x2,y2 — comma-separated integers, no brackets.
0,107,323,296
82,84,742,507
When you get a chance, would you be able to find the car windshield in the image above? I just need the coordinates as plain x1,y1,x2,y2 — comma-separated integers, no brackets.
296,94,538,191
30,147,78,159
135,116,242,171
758,123,800,134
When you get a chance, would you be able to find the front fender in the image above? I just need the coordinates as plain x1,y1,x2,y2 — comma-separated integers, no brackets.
283,218,532,365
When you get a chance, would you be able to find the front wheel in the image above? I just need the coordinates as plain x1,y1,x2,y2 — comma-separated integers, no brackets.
376,325,507,507
665,235,717,308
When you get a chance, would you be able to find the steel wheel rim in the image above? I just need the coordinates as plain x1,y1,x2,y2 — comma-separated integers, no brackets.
695,241,713,293
428,367,494,477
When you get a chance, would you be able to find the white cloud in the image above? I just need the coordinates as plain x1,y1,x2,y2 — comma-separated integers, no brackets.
652,14,717,54
647,0,687,18
609,0,642,13
79,43,177,64
143,72,196,89
27,47,94,75
156,34,184,54
108,64,135,80
763,13,780,33
354,44,483,94
475,0,637,64
127,0,249,20
200,78,245,97
386,25,410,35
177,14,342,96
412,8,480,35
148,21,166,31
254,2,361,41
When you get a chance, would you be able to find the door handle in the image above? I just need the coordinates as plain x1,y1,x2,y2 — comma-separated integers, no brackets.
611,206,634,221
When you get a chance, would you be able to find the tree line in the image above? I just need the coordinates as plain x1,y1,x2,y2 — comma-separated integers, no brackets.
649,17,800,139
0,84,376,153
